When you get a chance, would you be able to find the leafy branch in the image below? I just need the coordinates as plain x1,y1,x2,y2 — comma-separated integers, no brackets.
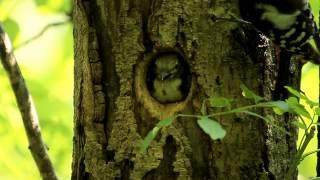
140,84,320,179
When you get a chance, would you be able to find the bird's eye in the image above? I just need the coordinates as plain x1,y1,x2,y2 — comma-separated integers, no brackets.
174,61,180,68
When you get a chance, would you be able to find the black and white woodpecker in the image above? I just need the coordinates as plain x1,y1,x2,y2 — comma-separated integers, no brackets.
239,0,320,63
147,53,191,104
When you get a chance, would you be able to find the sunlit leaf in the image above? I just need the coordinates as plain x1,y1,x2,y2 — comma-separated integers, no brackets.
310,177,320,180
310,0,319,24
60,0,72,12
291,120,307,130
35,0,72,13
34,0,48,6
197,116,226,140
2,18,19,42
267,101,290,115
305,99,319,108
140,127,160,153
286,97,311,119
285,86,318,108
209,97,232,109
285,86,304,98
292,105,311,119
240,84,264,103
140,116,175,153
315,107,320,116
286,97,299,104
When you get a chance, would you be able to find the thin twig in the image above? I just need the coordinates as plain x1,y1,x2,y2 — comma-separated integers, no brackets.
14,19,71,50
0,25,58,179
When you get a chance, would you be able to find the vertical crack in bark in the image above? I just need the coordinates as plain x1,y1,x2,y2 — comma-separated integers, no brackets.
177,17,187,48
142,135,179,180
141,0,154,52
120,159,134,179
159,135,179,178
180,117,210,179
90,0,121,163
261,139,276,180
273,51,291,100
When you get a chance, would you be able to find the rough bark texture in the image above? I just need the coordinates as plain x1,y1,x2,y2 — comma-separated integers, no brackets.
72,0,301,179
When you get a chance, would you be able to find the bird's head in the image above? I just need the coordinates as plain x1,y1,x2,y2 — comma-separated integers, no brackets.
154,54,181,81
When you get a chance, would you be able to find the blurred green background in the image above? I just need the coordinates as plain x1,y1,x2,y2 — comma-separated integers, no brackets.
0,0,73,179
298,0,320,179
0,0,319,179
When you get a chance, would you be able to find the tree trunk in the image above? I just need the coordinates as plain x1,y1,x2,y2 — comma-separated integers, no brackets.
72,0,301,179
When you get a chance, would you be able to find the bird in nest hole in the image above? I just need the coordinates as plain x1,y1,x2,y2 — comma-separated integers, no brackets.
146,53,191,104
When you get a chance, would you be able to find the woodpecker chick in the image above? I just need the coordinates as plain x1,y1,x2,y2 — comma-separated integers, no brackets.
147,53,190,103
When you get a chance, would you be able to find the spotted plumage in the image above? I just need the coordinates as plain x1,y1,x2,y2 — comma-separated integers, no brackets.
239,0,320,63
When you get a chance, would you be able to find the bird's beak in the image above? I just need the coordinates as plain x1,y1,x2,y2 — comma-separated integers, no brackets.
160,72,168,80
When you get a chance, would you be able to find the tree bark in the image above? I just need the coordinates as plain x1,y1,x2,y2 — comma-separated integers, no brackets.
72,0,301,179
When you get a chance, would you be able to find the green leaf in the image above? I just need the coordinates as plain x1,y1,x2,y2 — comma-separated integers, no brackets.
34,0,48,6
240,84,264,103
315,107,320,116
310,177,320,180
2,18,20,42
286,96,299,105
156,116,175,127
49,0,73,12
140,127,160,153
208,97,231,109
34,0,72,13
310,0,319,20
294,106,311,119
291,120,307,130
140,116,176,153
267,101,290,115
285,86,303,98
60,0,72,12
285,86,318,108
197,116,226,140
305,99,319,108
286,97,311,119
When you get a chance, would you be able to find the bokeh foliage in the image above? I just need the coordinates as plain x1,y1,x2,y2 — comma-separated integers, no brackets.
298,0,320,179
299,63,319,179
0,0,72,179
